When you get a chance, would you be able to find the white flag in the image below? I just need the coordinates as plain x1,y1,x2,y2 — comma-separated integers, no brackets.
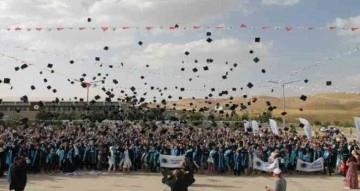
253,156,279,172
251,120,259,133
269,119,279,135
354,117,360,142
296,158,324,172
299,118,312,139
159,155,184,168
244,120,250,132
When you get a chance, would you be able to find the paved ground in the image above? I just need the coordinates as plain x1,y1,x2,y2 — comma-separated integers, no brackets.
0,173,348,191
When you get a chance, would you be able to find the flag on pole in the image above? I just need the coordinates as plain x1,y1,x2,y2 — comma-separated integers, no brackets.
269,119,279,135
354,117,360,142
299,118,312,139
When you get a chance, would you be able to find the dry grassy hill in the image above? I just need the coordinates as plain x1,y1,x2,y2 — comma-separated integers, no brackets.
166,92,360,123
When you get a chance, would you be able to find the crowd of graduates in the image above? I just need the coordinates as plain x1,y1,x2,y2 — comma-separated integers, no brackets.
0,121,357,178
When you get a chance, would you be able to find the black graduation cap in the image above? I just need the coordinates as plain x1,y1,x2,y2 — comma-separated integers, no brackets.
243,94,247,98
266,101,271,106
145,64,149,68
299,108,303,111
281,111,287,116
52,89,57,93
47,63,53,68
247,82,254,88
299,123,305,128
46,85,52,90
90,100,96,105
30,85,36,90
185,51,190,56
240,104,247,110
138,41,143,46
268,106,274,111
180,88,185,91
222,75,227,79
206,32,211,36
299,95,307,101
253,57,260,63
39,71,43,75
81,83,87,88
94,95,101,100
87,18,91,22
109,65,113,68
69,60,74,64
261,69,266,73
113,79,118,84
181,68,185,71
233,63,238,67
304,79,309,83
284,127,289,131
232,88,236,91
326,81,332,86
4,78,10,84
20,64,28,69
51,70,55,73
255,37,260,43
211,88,215,91
43,78,48,83
15,67,20,71
21,95,28,103
140,76,144,79
95,57,100,61
206,38,212,43
203,66,209,71
192,68,198,73
104,46,109,50
105,97,111,102
249,50,254,54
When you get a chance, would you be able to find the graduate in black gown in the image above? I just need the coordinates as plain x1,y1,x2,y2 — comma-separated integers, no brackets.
162,169,192,191
9,157,27,191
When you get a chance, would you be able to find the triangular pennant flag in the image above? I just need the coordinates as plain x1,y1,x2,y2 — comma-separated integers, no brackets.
15,27,22,31
351,27,359,31
145,26,153,30
79,27,86,31
262,26,269,30
329,26,336,30
216,26,224,29
240,23,247,28
169,26,176,30
285,27,293,31
308,27,314,30
101,27,109,32
122,27,130,30
57,27,64,31
193,26,201,29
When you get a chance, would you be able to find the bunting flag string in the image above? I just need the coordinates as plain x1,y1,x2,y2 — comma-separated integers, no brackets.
0,24,359,32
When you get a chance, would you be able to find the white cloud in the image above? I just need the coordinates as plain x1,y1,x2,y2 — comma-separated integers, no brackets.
330,15,360,43
261,0,300,6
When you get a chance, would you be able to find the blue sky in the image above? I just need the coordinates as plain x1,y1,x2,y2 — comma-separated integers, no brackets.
0,0,359,102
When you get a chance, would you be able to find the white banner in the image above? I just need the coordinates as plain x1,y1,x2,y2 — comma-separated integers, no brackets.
296,158,324,172
299,118,312,139
253,156,279,172
251,120,260,133
269,119,279,135
354,117,360,143
159,155,185,168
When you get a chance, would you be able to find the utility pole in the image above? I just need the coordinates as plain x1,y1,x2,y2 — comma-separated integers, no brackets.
267,79,301,128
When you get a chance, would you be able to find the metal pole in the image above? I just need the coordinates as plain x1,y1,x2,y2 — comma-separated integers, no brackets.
282,84,286,128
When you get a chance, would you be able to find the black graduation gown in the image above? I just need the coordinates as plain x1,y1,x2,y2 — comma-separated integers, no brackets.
9,163,27,191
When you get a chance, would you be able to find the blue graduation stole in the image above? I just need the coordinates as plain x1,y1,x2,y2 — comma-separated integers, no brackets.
6,149,13,165
32,150,38,166
171,149,178,156
234,153,240,170
217,152,224,171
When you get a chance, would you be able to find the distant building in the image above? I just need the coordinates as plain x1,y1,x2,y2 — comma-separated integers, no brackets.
0,101,129,119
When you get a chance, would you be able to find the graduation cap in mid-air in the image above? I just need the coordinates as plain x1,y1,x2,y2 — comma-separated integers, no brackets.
255,37,260,43
87,18,92,22
138,41,143,46
206,38,212,43
47,63,53,68
203,66,209,71
326,81,332,86
192,68,198,73
249,50,254,54
247,82,254,89
261,69,266,73
253,57,260,63
206,32,211,36
281,111,287,116
299,95,307,101
304,79,309,83
184,51,190,56
104,46,109,50
20,64,28,70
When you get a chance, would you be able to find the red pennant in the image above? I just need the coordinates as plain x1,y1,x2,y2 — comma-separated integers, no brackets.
262,26,269,30
308,27,314,30
122,27,130,30
216,26,224,29
240,23,247,28
101,27,109,32
329,26,336,30
169,26,175,30
79,27,86,30
285,27,293,31
15,27,22,31
35,28,42,31
193,26,200,29
57,27,64,31
351,27,359,31
145,26,153,30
